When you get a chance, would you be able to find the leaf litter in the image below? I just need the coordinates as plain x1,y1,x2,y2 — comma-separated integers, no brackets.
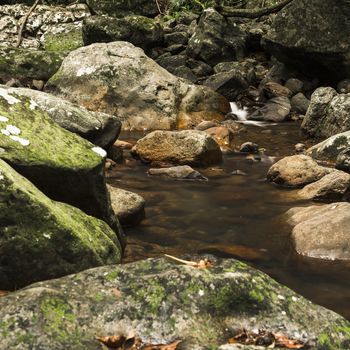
164,254,213,269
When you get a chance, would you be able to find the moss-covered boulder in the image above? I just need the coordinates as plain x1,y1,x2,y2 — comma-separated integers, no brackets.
0,159,121,289
83,15,163,52
45,41,229,130
86,0,158,18
0,47,64,84
0,256,349,349
1,85,121,150
0,86,124,247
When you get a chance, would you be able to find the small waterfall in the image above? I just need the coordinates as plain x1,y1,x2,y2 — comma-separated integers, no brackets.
229,102,248,121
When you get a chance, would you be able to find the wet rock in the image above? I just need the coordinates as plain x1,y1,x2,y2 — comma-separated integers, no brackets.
0,256,349,349
231,169,248,176
0,87,123,246
336,147,350,173
156,54,187,73
263,81,292,98
172,66,197,82
202,70,249,101
204,126,234,150
108,186,145,226
86,0,158,18
164,32,188,46
186,8,247,66
114,140,133,150
248,97,291,122
306,131,350,162
0,159,121,290
337,79,350,93
239,142,259,153
195,120,218,131
0,47,64,85
298,171,350,202
285,78,304,95
1,85,121,150
263,0,350,81
82,15,163,51
301,87,350,138
131,130,222,166
267,155,330,187
290,92,310,115
45,42,229,131
286,202,350,260
148,165,207,180
294,143,306,154
186,58,213,78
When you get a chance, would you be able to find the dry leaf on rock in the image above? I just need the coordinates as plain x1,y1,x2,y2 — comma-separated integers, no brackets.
141,340,182,350
0,290,9,297
111,288,122,298
164,254,213,269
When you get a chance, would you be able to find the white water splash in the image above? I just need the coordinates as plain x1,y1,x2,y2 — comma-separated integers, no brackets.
92,146,107,158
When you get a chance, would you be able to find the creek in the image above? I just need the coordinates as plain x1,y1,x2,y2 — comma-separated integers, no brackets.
107,122,350,320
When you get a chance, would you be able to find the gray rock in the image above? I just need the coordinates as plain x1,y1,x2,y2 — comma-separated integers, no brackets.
195,120,218,131
285,78,304,94
186,58,213,78
0,256,349,349
336,147,350,173
290,92,310,115
239,142,259,153
298,170,350,202
148,165,207,180
249,97,291,122
337,78,350,93
45,42,229,131
263,81,293,98
263,0,350,81
0,86,124,247
172,66,197,82
164,31,189,46
301,87,350,138
186,8,247,66
286,202,350,260
267,155,330,187
82,15,163,52
108,186,145,226
1,85,121,150
307,131,350,162
0,159,121,289
156,54,187,73
131,130,222,166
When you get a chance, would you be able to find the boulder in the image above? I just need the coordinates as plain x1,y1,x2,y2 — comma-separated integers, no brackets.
131,130,222,166
82,15,163,52
298,171,350,202
186,8,247,66
301,87,350,138
86,0,158,18
290,92,310,115
267,155,330,187
45,41,229,131
1,85,121,150
0,159,121,289
0,47,64,85
0,86,124,246
108,186,145,226
148,165,207,180
262,81,292,98
286,202,350,260
306,131,350,162
285,78,304,94
204,126,234,150
0,256,350,349
248,97,291,122
336,147,350,173
263,0,350,81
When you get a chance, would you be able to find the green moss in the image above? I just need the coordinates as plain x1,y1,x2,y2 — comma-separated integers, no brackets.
105,270,119,282
135,279,166,314
249,289,265,303
44,28,83,52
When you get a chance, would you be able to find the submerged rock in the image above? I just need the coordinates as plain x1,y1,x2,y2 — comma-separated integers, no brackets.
336,147,350,173
0,256,349,349
131,130,222,166
108,186,145,226
267,155,330,187
0,87,124,246
0,159,121,289
45,41,229,131
286,202,350,260
1,85,121,150
248,97,291,122
148,165,207,180
302,87,350,138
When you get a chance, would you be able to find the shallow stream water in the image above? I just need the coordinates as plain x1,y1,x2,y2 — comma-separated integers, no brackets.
107,122,350,320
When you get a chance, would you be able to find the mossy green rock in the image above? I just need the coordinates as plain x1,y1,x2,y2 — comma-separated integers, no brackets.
0,47,64,84
83,15,163,51
86,0,158,18
0,86,124,248
0,256,349,349
0,159,121,289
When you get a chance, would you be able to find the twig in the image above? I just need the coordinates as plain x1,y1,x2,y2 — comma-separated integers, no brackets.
154,0,163,15
15,0,41,48
216,0,294,18
165,254,213,268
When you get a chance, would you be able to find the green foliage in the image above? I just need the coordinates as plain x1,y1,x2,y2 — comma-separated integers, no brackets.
165,0,214,18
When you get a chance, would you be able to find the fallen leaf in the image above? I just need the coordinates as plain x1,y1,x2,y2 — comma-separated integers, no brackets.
0,290,9,297
141,340,182,350
164,254,213,269
96,335,126,349
111,288,122,298
273,332,305,349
